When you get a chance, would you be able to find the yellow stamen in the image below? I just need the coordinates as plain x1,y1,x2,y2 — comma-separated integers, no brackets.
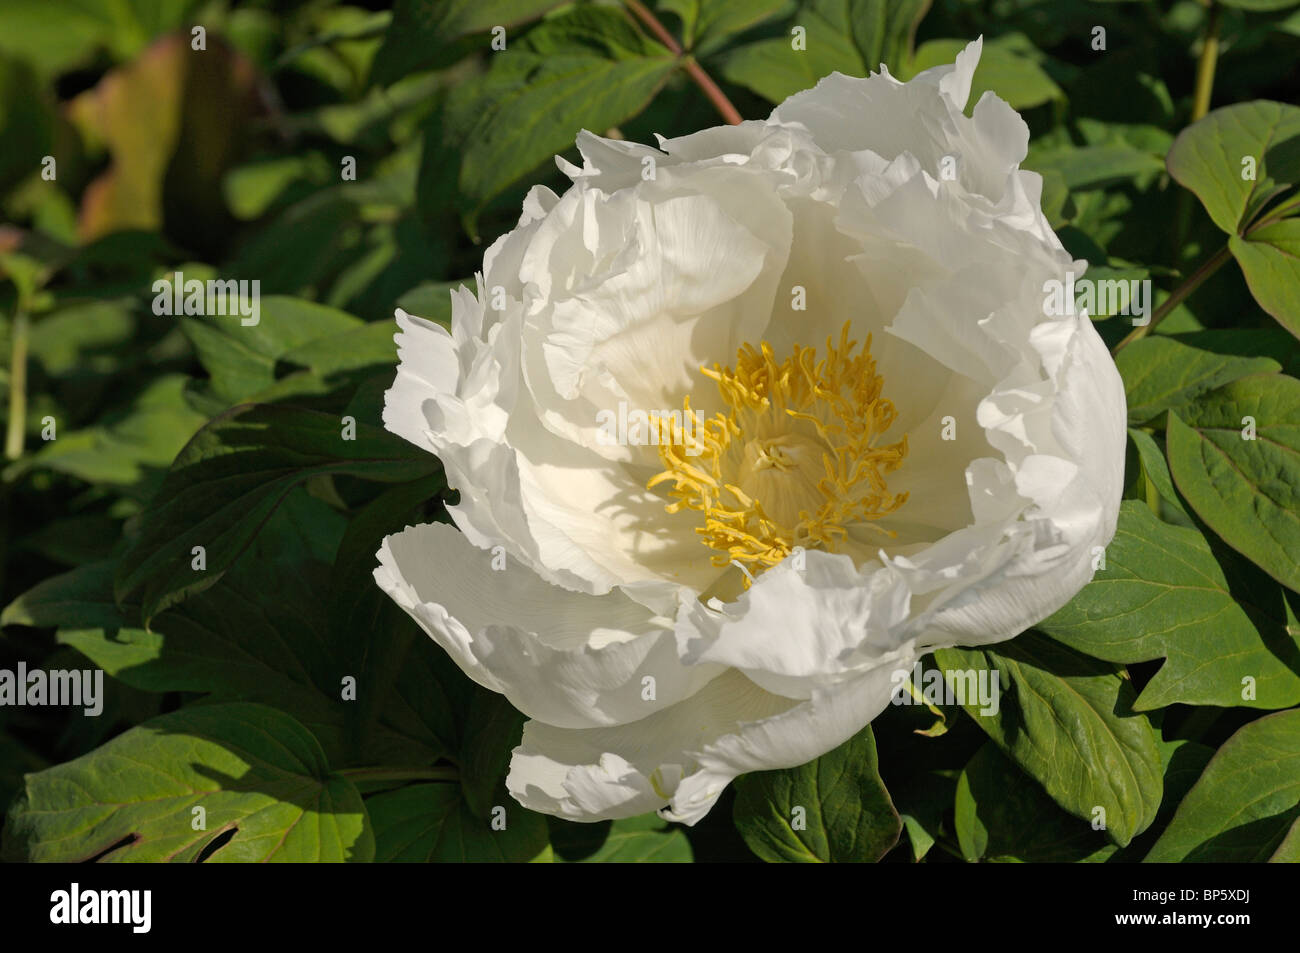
649,321,908,584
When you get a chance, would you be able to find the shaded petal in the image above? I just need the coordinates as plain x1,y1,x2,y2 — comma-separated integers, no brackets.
508,656,914,825
375,522,725,728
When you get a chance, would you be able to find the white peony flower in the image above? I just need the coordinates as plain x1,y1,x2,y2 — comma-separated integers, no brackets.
374,38,1126,825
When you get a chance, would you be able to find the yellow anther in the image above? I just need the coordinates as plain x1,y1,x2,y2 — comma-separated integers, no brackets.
649,320,909,585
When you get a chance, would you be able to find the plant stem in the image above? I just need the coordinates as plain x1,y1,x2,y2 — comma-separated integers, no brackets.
1191,2,1222,124
1245,192,1300,233
337,765,459,784
4,309,28,460
1173,2,1223,254
624,0,744,126
1112,244,1232,353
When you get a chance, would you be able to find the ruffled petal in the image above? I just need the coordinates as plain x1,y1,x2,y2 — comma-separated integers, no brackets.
508,655,914,825
374,522,725,728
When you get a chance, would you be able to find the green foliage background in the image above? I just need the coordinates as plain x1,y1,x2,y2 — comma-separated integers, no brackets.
1,0,1298,863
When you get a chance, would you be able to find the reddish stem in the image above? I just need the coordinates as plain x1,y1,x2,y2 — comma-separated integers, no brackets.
624,0,744,126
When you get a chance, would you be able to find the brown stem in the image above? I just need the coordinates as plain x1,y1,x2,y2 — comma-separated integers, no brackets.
624,0,744,125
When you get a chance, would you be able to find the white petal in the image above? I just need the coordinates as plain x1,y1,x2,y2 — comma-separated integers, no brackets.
675,551,913,697
508,657,914,825
374,522,724,728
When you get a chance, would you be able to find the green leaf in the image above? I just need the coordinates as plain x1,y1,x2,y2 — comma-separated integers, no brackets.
0,52,53,192
180,295,362,404
933,633,1162,847
1116,336,1280,425
56,501,451,768
0,0,203,72
222,156,318,220
1166,373,1300,592
2,560,130,630
838,0,931,75
887,767,954,862
114,403,438,622
718,26,860,104
6,375,207,498
718,0,929,104
1230,219,1300,340
1145,710,1300,862
459,688,526,820
27,300,135,377
423,6,675,234
1027,144,1165,192
2,703,373,862
1270,817,1300,861
367,783,548,862
733,724,901,862
1166,100,1300,235
326,478,465,767
370,0,566,85
278,321,398,378
395,280,459,326
1128,428,1189,519
1040,501,1300,710
910,33,1061,110
954,743,1117,862
1218,0,1300,17
665,0,792,57
1172,327,1300,379
552,813,693,862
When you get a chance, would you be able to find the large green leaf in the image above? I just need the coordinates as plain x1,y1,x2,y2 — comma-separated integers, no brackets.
422,6,675,235
954,743,1117,863
458,688,526,820
1040,502,1300,710
934,633,1162,847
718,24,859,104
719,0,929,104
114,403,438,621
2,703,373,862
12,503,450,768
732,723,900,862
1166,100,1300,337
370,0,566,85
59,565,444,768
1167,374,1300,593
324,478,467,768
1166,100,1300,235
278,321,399,378
1230,218,1300,340
2,559,131,631
660,0,792,56
835,0,931,75
180,296,362,404
367,783,549,862
1145,710,1300,862
1115,336,1279,425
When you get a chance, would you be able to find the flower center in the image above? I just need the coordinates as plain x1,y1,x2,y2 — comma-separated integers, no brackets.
648,321,909,583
